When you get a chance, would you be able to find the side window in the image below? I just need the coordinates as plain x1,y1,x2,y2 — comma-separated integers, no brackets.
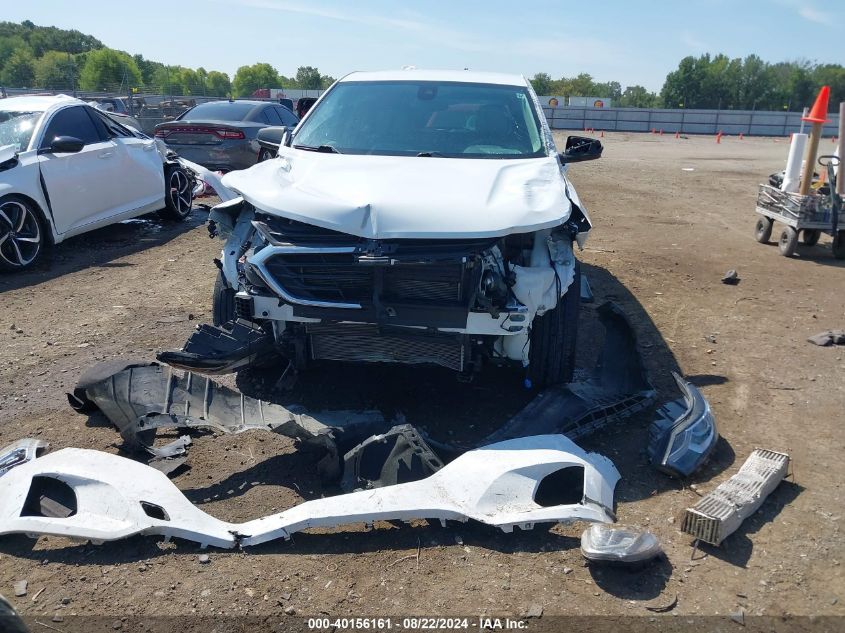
91,109,133,138
277,107,299,126
264,107,283,125
40,106,103,148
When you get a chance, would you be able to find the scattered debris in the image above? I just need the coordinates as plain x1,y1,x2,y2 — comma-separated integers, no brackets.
563,566,573,574
67,360,388,480
721,269,740,285
645,593,678,613
522,604,544,618
157,319,276,374
682,449,790,545
729,608,745,625
198,554,210,564
0,435,619,549
284,606,296,615
13,580,27,597
648,373,718,478
31,587,45,602
580,524,662,565
807,330,845,346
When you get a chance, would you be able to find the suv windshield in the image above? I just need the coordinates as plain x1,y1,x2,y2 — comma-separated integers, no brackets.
0,111,43,151
294,81,545,158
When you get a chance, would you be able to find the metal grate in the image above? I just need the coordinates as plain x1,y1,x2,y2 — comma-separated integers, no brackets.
308,323,466,371
681,449,790,545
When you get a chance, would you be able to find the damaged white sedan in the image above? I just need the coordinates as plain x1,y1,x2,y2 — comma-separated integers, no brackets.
167,70,602,385
0,95,196,271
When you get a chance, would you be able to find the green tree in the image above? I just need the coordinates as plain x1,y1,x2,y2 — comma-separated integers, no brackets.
206,71,231,97
320,74,336,89
295,66,322,90
232,62,281,97
34,50,79,89
619,85,657,108
78,48,142,91
1,48,36,87
529,72,553,95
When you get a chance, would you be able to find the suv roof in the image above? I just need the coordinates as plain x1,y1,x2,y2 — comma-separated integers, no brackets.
0,94,79,113
339,69,528,87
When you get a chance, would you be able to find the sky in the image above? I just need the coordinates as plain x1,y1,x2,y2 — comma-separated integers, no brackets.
4,0,844,92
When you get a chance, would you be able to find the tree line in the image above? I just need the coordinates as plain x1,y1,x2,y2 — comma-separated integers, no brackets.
531,54,845,111
3,20,844,111
0,20,334,97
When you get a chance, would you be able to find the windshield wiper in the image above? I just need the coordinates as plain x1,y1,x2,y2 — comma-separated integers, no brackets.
416,151,445,157
294,144,341,154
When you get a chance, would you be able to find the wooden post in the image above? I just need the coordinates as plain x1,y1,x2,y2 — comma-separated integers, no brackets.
838,102,845,197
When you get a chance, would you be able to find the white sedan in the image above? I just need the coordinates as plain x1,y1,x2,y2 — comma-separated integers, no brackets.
0,95,194,271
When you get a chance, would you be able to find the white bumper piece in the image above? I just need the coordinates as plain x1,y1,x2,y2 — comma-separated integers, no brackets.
0,435,619,549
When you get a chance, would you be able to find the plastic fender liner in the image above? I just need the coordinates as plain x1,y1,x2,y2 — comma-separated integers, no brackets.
0,435,619,549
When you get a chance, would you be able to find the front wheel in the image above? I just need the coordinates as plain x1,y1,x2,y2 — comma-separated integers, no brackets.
0,195,46,272
778,226,799,257
754,217,773,243
212,271,236,326
833,231,845,260
527,260,580,387
159,164,193,221
257,148,275,162
802,229,821,246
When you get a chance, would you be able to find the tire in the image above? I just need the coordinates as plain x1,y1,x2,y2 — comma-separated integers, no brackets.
833,231,845,260
801,229,821,246
754,217,773,243
778,226,799,257
212,271,236,326
159,164,193,221
0,194,46,272
527,260,580,387
258,148,275,162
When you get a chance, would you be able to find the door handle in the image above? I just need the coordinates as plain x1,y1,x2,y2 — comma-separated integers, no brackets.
98,151,114,159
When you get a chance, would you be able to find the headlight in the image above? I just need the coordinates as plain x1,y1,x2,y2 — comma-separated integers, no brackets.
580,524,662,564
648,372,718,477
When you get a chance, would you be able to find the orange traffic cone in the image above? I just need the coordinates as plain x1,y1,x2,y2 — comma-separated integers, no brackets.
716,132,722,144
739,133,744,140
600,130,604,138
675,131,680,139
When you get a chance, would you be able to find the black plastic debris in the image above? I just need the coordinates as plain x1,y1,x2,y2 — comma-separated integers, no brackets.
807,329,845,346
341,424,445,491
67,360,387,480
157,319,276,374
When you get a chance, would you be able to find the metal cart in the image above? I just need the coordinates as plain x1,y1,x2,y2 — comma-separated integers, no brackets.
754,155,844,258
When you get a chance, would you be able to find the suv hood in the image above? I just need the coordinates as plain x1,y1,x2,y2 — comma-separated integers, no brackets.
221,147,572,239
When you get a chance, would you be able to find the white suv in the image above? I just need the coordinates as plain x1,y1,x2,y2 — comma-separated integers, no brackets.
166,70,602,386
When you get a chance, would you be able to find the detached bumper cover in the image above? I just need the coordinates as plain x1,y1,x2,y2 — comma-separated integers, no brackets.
0,435,619,549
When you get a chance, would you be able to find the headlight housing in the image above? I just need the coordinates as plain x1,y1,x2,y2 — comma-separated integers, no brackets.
648,372,718,477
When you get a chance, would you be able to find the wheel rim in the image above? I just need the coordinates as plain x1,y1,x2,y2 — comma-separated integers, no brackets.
0,201,41,267
169,170,192,216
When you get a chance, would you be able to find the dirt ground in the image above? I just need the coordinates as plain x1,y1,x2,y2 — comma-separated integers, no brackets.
0,131,843,629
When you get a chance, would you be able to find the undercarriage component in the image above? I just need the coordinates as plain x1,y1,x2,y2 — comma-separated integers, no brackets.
0,435,620,549
67,360,387,479
681,449,790,545
0,439,49,478
580,524,662,565
648,373,718,477
307,323,467,372
341,424,445,491
478,302,655,445
156,319,275,375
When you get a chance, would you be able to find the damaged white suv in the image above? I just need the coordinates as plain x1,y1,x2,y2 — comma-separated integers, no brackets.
163,70,601,386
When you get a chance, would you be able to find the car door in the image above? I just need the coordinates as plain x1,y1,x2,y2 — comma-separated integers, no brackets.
90,110,164,213
37,105,124,235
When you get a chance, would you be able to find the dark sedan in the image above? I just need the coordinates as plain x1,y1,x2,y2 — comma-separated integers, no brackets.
154,100,299,171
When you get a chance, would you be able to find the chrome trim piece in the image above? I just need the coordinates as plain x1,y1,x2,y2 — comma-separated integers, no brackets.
247,244,362,309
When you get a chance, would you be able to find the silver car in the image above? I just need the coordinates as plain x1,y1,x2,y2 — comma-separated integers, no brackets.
154,100,299,171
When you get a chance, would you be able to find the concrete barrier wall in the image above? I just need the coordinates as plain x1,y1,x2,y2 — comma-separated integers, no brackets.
540,104,841,137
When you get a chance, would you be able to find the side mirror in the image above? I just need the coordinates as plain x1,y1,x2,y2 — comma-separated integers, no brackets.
256,126,286,153
48,136,85,154
558,136,602,164
282,126,295,147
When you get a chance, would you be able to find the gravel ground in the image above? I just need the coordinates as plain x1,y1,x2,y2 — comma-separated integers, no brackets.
0,131,842,630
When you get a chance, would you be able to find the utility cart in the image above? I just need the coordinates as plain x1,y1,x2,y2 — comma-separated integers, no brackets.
754,155,844,258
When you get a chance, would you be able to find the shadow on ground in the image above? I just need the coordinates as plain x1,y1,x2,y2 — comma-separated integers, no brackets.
0,211,205,294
